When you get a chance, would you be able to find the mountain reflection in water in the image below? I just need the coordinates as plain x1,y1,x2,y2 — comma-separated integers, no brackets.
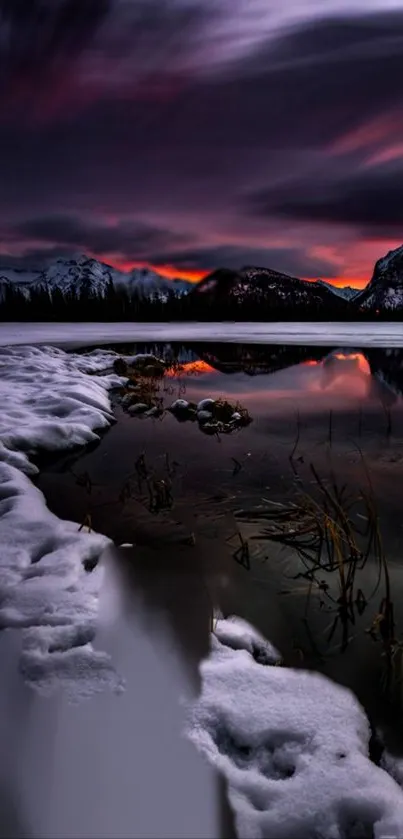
142,343,403,414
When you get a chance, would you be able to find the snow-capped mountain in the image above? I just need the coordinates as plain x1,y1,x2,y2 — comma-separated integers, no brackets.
40,255,118,296
192,266,348,312
0,265,44,300
0,254,192,300
0,266,43,286
115,267,192,299
317,280,359,301
355,245,403,311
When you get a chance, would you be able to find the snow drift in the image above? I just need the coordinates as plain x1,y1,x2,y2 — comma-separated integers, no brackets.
188,617,403,839
0,345,122,474
0,345,126,695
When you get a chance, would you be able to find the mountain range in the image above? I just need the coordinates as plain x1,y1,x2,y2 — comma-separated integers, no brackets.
1,244,403,316
0,254,192,301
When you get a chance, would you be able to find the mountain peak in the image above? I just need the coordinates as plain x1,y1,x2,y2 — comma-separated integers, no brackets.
317,280,359,301
376,244,403,275
192,265,348,311
355,244,403,311
0,254,192,300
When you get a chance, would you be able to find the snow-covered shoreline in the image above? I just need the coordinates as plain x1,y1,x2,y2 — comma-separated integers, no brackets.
188,617,403,839
0,345,123,475
0,345,125,696
1,321,403,348
1,341,403,837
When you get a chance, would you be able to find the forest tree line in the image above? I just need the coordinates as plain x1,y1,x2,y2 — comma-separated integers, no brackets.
0,279,401,322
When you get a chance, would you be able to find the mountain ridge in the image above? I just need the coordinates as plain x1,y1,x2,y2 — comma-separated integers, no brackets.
1,244,403,314
355,245,403,311
0,254,192,300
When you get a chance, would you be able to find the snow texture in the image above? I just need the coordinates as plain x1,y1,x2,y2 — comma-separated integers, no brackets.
317,280,359,301
187,617,403,839
0,345,123,475
0,461,121,699
0,254,191,299
0,344,128,695
382,752,403,788
1,321,403,349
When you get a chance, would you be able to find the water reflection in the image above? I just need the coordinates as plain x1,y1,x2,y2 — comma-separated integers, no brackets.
109,342,403,416
164,347,402,430
35,341,403,762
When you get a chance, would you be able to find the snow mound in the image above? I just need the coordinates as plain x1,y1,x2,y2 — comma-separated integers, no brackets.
0,344,129,695
0,461,122,698
187,617,403,839
382,751,403,788
213,615,280,666
0,345,124,474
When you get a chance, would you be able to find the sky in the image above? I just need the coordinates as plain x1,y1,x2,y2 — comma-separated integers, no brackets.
1,0,403,288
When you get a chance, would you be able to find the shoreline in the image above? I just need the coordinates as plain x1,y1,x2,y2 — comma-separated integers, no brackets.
2,321,403,349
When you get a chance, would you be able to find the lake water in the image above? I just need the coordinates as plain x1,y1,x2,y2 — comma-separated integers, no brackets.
36,341,403,754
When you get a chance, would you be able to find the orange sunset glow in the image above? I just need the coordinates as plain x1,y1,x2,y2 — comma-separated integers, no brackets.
104,257,209,283
303,276,365,290
166,360,216,377
100,256,367,289
333,352,371,375
302,352,371,376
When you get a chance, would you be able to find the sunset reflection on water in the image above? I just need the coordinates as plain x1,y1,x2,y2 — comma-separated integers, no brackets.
162,349,394,415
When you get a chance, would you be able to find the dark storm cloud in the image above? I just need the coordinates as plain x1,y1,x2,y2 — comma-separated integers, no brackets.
0,0,212,116
0,246,76,270
250,163,403,235
138,10,403,153
0,0,110,90
2,5,403,275
13,215,191,259
3,10,403,198
148,244,337,279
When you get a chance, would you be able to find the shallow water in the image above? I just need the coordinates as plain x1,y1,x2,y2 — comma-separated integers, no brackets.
0,558,227,838
36,341,403,751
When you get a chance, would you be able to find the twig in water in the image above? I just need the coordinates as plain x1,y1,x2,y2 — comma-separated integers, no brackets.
231,457,242,477
289,410,301,462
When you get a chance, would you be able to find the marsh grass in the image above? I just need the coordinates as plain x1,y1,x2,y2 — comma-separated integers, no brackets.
235,454,403,701
121,371,252,437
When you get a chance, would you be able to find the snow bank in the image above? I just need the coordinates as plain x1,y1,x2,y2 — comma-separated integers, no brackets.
382,751,403,788
0,461,122,698
0,345,124,475
188,617,403,839
0,345,128,695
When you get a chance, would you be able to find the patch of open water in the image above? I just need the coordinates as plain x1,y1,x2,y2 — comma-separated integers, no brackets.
36,341,403,753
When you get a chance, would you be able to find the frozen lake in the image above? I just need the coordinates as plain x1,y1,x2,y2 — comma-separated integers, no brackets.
1,320,403,348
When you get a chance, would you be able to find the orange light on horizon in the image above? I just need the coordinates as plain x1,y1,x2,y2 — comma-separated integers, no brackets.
151,264,209,283
99,256,208,283
92,251,369,289
303,276,367,290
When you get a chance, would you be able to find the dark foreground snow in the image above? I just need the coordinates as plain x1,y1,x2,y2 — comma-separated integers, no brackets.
1,343,403,837
188,617,403,839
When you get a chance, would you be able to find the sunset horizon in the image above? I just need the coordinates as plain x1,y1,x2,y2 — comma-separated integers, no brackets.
79,256,375,290
1,2,402,300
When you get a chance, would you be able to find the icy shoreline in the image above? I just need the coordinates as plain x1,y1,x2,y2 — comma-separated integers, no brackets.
1,321,403,348
188,617,403,839
0,345,125,696
1,343,403,836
